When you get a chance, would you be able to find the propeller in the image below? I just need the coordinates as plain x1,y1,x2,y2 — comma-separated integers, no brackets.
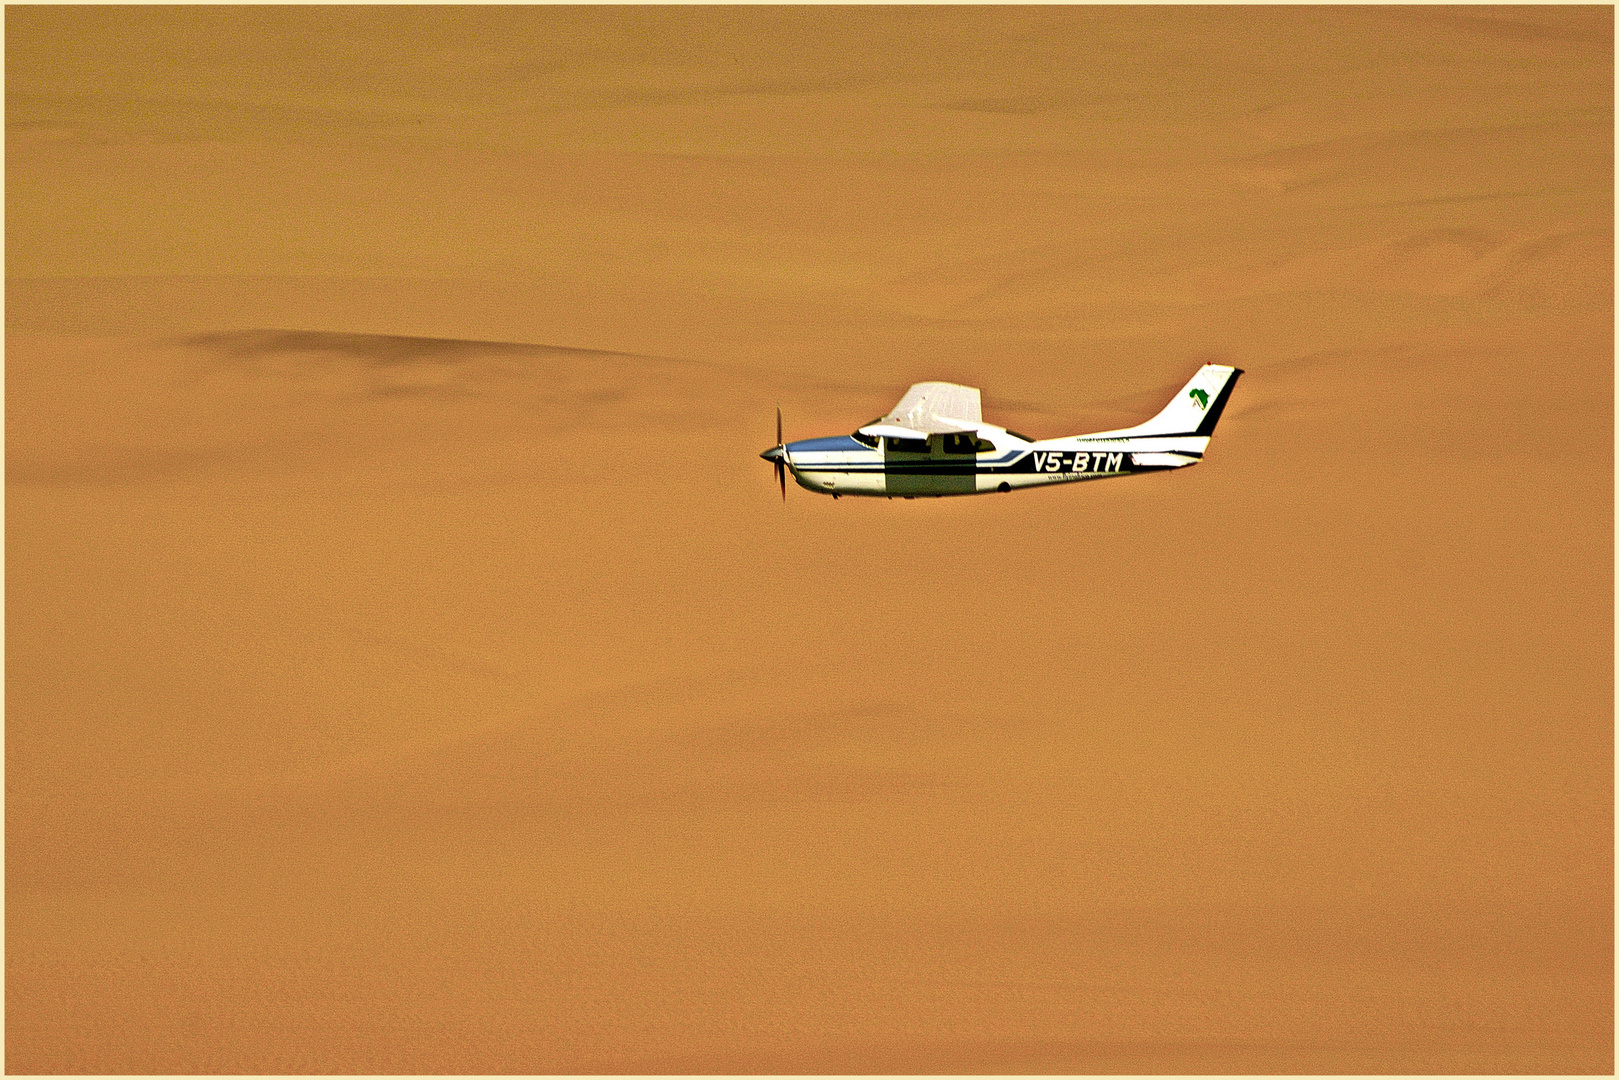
775,407,787,501
761,406,800,501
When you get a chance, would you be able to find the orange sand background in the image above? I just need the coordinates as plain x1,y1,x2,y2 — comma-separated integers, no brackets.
6,6,1612,1073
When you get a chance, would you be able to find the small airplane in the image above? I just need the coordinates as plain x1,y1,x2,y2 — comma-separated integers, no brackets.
762,363,1242,499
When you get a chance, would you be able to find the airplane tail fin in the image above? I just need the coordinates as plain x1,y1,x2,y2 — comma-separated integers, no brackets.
1127,364,1244,438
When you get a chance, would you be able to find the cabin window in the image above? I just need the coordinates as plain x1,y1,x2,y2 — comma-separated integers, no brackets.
851,431,879,448
884,436,929,454
942,433,997,454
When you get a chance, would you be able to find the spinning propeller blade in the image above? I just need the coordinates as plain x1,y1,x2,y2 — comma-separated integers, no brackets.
775,407,786,501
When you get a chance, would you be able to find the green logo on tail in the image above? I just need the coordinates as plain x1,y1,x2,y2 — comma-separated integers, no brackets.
1188,388,1209,410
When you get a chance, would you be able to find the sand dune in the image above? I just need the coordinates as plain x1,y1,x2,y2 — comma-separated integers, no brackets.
7,6,1611,1073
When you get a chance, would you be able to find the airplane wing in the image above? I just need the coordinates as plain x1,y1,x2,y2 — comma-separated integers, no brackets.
859,381,982,437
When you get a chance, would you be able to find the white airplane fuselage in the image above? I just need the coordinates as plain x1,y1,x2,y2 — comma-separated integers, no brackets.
761,365,1242,499
774,429,1212,498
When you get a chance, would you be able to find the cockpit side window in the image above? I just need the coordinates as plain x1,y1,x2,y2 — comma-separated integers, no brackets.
851,431,879,449
884,436,929,454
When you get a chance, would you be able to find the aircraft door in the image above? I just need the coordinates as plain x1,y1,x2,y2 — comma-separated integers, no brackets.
884,432,975,497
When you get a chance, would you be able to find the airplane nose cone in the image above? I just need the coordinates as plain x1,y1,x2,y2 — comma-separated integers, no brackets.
761,446,783,462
